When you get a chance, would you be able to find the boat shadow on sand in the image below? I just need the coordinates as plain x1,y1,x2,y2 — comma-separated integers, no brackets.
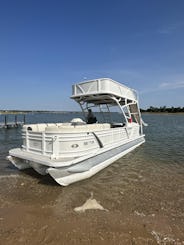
20,168,59,186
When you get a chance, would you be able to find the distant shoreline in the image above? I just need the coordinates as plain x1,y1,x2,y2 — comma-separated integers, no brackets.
0,110,184,115
0,110,81,115
142,112,184,115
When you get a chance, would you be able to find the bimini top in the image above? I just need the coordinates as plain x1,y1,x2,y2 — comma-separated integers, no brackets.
71,78,138,105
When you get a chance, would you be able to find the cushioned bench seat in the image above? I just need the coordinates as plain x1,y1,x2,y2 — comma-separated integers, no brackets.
22,123,111,133
45,123,110,133
22,123,71,132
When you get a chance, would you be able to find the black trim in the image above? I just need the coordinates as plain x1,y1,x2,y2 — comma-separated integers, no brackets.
91,132,104,148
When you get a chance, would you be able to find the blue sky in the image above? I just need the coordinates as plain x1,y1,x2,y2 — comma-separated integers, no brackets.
0,0,184,110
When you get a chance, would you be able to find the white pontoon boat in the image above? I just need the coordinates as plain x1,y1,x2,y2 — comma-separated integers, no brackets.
8,78,145,186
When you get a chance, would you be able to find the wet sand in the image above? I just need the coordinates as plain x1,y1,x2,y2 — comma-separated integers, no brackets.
0,158,184,245
1,114,184,244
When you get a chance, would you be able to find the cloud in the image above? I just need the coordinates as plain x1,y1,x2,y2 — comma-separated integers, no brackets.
140,81,184,95
159,81,184,89
158,22,184,35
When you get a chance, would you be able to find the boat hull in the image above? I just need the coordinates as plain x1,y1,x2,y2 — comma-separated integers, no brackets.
8,136,145,186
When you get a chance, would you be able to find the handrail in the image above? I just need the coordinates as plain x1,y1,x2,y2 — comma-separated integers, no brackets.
91,132,103,148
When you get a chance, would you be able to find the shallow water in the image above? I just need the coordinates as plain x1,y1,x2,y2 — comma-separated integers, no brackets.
0,113,184,244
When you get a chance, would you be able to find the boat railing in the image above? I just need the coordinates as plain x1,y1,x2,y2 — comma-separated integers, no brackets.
21,122,141,159
22,130,77,159
22,130,53,157
72,78,138,102
21,124,110,159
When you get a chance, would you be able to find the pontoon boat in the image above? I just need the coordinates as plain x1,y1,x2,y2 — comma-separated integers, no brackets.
8,78,145,186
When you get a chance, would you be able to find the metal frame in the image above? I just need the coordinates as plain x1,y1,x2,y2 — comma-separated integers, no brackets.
77,93,143,133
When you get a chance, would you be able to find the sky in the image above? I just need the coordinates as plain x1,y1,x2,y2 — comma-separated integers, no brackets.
0,0,184,111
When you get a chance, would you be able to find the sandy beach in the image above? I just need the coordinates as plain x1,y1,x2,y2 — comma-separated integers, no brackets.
0,161,184,245
0,114,184,244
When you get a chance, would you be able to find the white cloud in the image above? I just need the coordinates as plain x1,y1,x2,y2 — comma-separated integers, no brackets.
158,22,184,35
159,81,184,89
140,81,184,95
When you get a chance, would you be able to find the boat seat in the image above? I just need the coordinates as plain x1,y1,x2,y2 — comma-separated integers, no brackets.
22,122,73,132
45,123,111,133
23,123,49,132
23,122,111,133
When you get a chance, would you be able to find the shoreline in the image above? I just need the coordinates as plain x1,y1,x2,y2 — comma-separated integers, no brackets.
1,110,184,115
142,112,184,115
0,110,80,115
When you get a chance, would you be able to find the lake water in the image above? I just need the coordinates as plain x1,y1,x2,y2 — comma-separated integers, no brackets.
0,113,184,244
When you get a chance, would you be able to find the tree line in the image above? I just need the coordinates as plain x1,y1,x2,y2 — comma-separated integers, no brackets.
141,106,184,113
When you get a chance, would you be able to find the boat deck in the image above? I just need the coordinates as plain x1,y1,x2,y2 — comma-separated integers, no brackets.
71,78,138,104
9,148,76,166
